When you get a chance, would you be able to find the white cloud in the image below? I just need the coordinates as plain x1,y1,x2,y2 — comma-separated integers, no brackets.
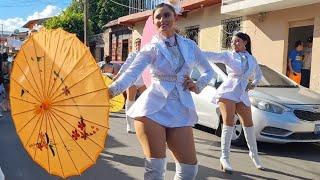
0,5,62,32
27,5,61,21
0,17,25,32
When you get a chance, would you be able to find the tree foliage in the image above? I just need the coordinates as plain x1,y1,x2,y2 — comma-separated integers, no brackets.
44,0,85,41
44,0,129,40
93,0,129,34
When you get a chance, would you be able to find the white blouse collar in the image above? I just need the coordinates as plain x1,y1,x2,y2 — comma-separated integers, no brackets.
233,50,249,55
157,33,176,45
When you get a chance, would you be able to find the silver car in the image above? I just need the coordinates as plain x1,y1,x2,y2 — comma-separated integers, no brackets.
191,63,320,145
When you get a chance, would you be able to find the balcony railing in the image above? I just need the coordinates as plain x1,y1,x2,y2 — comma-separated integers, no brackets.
129,0,184,14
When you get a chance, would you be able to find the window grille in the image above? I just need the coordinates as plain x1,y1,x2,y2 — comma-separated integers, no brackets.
221,17,242,49
185,25,200,45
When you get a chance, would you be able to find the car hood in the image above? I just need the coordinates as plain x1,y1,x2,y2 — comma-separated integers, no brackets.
251,87,320,105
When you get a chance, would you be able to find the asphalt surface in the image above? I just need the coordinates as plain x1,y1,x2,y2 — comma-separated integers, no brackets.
1,111,320,180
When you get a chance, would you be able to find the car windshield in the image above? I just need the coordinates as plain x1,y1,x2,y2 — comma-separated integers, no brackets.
258,65,298,88
216,63,298,88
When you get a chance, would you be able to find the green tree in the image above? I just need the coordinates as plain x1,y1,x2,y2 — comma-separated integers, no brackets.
44,0,86,41
94,0,129,34
44,0,129,40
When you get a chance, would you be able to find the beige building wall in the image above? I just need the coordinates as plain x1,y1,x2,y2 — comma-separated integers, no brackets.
131,21,145,48
103,31,110,57
311,16,320,92
244,3,320,92
130,3,320,92
131,4,237,51
178,4,236,51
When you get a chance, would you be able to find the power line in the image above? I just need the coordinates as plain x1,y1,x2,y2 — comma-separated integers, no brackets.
108,0,145,12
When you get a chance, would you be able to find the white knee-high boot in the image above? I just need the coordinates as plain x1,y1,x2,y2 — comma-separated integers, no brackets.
144,158,167,180
174,162,198,180
243,126,264,170
220,125,234,173
0,166,4,180
125,100,135,133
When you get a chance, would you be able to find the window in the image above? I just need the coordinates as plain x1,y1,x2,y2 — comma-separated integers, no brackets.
185,25,200,44
122,39,129,61
221,17,242,49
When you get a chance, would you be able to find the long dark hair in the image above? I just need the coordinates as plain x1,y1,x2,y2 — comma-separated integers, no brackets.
234,32,252,55
294,40,302,48
152,3,176,16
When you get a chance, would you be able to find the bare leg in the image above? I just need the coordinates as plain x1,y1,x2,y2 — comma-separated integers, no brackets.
167,127,198,180
137,85,147,94
126,86,137,101
219,98,236,126
235,102,253,127
134,117,167,180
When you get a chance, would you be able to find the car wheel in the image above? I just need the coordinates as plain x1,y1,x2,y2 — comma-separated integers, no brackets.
231,117,246,146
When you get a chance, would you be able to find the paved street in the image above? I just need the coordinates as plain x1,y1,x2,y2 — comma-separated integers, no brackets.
1,111,320,180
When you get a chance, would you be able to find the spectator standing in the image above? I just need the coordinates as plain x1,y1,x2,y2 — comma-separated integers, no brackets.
287,40,304,84
301,37,313,88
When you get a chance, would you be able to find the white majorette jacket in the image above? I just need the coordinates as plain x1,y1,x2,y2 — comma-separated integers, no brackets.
117,51,145,87
204,51,262,107
109,34,214,125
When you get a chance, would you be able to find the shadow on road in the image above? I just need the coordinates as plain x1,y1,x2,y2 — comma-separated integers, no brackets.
257,142,320,163
70,157,136,180
106,135,128,149
0,113,135,180
195,124,320,161
194,124,320,179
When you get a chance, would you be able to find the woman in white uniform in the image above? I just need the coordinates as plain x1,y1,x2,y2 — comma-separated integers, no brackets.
109,3,214,180
115,38,146,134
204,32,264,173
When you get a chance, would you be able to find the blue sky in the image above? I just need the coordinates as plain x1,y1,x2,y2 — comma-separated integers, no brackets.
0,0,71,31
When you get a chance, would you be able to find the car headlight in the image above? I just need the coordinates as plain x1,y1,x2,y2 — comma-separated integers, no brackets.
250,97,291,114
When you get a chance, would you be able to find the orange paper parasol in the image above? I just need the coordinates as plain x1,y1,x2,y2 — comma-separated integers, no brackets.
10,28,109,178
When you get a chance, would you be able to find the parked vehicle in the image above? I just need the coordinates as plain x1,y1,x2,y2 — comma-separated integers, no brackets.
191,63,320,145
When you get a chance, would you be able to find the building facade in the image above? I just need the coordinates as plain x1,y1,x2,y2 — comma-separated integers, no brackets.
22,18,50,32
89,33,105,62
221,0,320,92
113,0,320,92
103,20,133,62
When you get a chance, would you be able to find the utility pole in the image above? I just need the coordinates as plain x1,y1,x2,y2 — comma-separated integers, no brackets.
1,24,3,36
0,24,3,54
84,0,89,46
